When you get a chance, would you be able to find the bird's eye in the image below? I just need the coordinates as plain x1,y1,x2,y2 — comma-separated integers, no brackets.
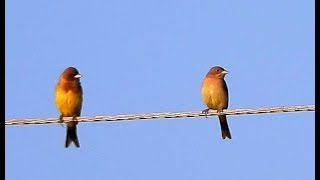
216,69,220,72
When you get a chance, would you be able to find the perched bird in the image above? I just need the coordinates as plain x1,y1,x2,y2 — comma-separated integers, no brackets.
201,66,231,139
55,67,83,148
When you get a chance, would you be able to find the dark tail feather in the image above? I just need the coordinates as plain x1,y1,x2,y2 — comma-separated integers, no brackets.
218,115,232,139
65,124,80,148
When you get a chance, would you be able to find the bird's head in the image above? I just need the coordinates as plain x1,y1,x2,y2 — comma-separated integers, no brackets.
206,66,229,78
61,67,81,81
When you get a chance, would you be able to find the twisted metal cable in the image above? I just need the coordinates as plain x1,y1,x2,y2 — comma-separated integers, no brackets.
5,104,315,126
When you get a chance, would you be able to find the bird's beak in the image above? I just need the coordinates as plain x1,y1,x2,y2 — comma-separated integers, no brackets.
221,70,229,74
74,74,81,78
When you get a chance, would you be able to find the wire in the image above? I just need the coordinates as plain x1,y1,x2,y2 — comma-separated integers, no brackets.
5,104,315,126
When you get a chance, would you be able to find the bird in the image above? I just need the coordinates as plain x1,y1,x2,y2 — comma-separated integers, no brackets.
55,67,83,148
201,66,231,139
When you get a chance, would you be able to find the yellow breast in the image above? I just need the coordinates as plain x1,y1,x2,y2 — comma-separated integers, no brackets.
201,78,228,110
55,88,82,117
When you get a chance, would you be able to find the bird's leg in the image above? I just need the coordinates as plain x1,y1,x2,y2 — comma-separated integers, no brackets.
58,115,64,127
58,115,64,123
202,108,211,118
72,114,79,125
217,109,224,115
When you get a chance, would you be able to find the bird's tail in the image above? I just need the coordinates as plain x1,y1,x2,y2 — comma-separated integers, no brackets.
218,115,232,139
65,122,80,148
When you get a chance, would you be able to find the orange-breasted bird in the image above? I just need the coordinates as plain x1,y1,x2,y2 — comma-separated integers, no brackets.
201,66,231,139
55,67,83,147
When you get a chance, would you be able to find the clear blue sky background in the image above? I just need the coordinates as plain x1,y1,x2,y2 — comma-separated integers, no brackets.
5,0,314,179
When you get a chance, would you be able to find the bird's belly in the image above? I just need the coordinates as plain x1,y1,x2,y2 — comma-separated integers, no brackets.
201,85,227,110
55,90,82,117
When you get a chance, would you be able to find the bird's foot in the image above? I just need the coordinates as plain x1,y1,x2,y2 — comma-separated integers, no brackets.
217,109,224,115
58,115,64,127
202,108,211,118
72,115,79,125
72,114,77,120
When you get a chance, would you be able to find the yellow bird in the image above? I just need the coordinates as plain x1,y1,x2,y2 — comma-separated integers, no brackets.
55,67,83,147
201,66,231,139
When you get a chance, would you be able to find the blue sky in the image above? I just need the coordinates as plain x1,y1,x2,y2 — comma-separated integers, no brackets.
5,0,314,179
